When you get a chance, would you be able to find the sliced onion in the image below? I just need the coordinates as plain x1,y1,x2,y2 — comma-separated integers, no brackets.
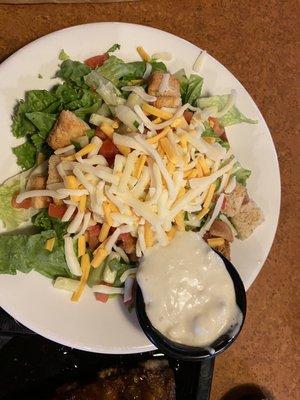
87,136,102,158
201,193,225,233
16,190,64,203
61,204,76,222
64,236,81,276
143,62,152,79
134,104,190,131
67,210,84,234
74,211,91,239
124,276,135,303
54,144,75,155
92,285,124,295
113,245,130,263
121,86,157,102
158,73,170,93
193,50,207,73
215,90,236,118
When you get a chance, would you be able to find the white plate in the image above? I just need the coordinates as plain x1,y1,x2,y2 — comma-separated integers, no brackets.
0,23,280,354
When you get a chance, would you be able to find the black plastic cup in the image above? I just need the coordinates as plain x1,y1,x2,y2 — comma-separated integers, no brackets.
135,252,247,362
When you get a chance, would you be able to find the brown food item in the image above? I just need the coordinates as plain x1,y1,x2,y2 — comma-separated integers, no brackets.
203,231,231,260
47,154,63,187
29,175,50,209
52,361,175,400
47,110,89,150
148,71,181,108
222,184,247,218
209,219,234,242
231,199,264,240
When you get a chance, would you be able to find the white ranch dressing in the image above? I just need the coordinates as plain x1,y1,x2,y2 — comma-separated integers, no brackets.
137,231,241,347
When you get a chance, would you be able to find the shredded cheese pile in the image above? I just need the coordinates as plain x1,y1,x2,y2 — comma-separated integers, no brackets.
17,103,237,301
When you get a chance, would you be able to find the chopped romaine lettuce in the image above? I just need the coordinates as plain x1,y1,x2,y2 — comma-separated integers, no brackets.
0,230,71,278
197,94,257,126
232,162,251,185
32,210,68,241
174,70,203,106
59,49,70,61
106,43,121,54
12,142,36,170
25,112,57,133
201,128,230,149
56,59,91,87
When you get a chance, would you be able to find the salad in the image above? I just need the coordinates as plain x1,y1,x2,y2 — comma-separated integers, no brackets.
0,45,264,304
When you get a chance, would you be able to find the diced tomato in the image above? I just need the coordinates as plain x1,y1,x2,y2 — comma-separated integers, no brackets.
94,292,109,303
183,110,193,124
48,203,67,219
95,126,108,140
87,224,102,250
84,54,108,69
208,117,226,139
99,138,120,167
11,192,31,209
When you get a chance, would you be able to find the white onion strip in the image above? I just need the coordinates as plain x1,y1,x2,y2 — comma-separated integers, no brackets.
74,212,91,239
54,144,75,155
16,190,64,203
61,204,76,222
201,193,225,233
92,285,124,295
67,210,84,234
134,104,190,131
64,236,81,276
121,85,157,102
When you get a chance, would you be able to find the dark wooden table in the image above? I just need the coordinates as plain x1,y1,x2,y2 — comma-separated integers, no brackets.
0,1,299,399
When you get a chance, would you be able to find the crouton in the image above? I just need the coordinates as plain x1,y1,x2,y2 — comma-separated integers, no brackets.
209,219,234,242
231,199,264,240
148,72,181,109
30,175,50,209
203,231,231,259
47,155,62,187
223,184,247,217
47,110,89,150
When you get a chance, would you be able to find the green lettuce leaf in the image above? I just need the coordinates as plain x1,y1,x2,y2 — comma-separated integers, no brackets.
57,60,91,87
201,128,230,150
0,179,31,230
233,162,251,185
59,49,70,61
106,43,121,54
85,70,125,106
0,230,71,278
12,142,36,170
174,70,203,106
32,210,68,241
97,55,146,87
25,112,57,133
197,95,257,126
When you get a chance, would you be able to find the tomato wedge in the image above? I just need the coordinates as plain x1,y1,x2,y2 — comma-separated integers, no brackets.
11,193,31,209
84,54,108,69
99,138,119,166
48,203,67,219
87,224,102,250
94,292,109,303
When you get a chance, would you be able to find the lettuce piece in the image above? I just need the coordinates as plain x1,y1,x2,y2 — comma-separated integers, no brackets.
59,49,70,61
25,112,57,133
197,95,257,126
0,230,71,278
174,70,203,106
85,70,125,106
201,128,230,150
57,60,91,87
151,60,167,73
0,179,31,230
12,142,36,170
32,210,68,241
233,162,251,185
106,43,120,54
96,56,146,87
